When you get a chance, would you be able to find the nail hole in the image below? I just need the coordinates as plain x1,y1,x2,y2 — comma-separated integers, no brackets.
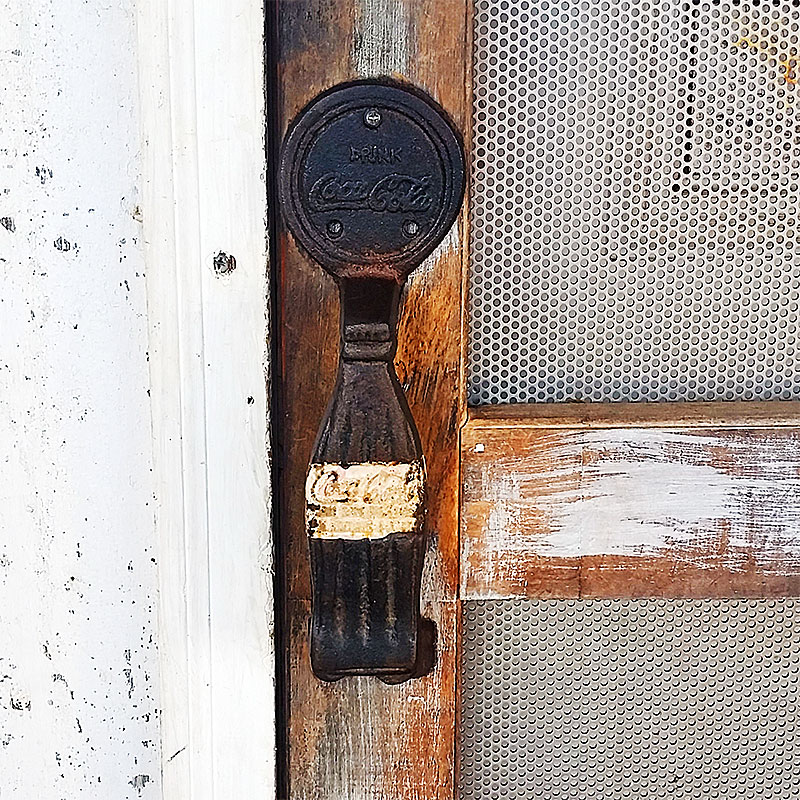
213,251,236,276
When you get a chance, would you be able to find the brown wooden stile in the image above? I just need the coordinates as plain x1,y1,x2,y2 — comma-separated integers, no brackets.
274,0,470,796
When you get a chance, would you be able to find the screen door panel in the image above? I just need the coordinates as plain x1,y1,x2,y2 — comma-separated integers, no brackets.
469,0,800,405
462,2,800,797
460,599,800,800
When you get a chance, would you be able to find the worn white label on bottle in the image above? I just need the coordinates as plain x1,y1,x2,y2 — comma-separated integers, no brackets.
305,461,424,540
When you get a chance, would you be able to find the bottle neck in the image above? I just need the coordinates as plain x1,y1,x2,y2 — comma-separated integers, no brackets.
340,278,400,362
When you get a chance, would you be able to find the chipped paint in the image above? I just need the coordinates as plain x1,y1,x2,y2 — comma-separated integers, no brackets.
212,250,236,276
485,430,800,564
306,461,424,539
0,0,161,796
463,427,800,596
545,431,800,564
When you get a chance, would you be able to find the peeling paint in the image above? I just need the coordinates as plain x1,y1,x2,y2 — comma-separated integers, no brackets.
212,250,236,276
306,461,424,539
463,427,800,594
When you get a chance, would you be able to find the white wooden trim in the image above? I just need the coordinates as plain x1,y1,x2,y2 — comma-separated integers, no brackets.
135,0,275,797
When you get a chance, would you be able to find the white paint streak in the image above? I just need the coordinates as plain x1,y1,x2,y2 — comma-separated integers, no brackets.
353,0,411,77
545,458,739,558
477,429,800,573
0,0,160,796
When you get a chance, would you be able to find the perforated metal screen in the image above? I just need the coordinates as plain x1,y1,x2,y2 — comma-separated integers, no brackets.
460,599,800,800
469,0,800,404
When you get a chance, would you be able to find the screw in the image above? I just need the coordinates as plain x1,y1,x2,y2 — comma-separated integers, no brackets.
363,108,382,129
326,219,343,238
402,219,420,237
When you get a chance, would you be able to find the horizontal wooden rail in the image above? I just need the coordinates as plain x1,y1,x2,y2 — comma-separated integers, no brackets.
461,402,800,600
469,401,800,429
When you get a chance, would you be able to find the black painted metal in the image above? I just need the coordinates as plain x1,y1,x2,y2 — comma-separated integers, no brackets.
279,80,465,282
278,80,464,682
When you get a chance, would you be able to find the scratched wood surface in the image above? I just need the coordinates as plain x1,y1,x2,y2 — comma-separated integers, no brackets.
273,0,469,797
462,404,800,599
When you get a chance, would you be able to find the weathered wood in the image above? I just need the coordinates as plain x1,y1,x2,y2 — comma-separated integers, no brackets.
287,599,457,798
470,401,800,429
274,0,468,795
139,0,276,795
462,413,800,599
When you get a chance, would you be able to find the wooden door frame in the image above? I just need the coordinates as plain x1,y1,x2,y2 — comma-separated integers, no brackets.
137,0,277,796
271,1,471,797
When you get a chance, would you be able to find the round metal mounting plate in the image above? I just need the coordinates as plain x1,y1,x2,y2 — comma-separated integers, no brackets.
279,81,465,281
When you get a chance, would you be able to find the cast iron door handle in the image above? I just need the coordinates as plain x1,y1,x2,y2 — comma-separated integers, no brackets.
278,80,465,682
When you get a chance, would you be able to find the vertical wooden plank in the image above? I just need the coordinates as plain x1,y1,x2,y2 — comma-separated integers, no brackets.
1,2,161,795
138,0,276,796
274,0,469,796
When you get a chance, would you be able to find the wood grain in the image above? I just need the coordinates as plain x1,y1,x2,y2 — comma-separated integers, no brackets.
462,414,800,599
273,0,468,796
470,401,800,428
140,0,276,794
287,599,457,800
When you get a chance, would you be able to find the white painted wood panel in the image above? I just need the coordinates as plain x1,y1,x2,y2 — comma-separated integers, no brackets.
1,0,274,795
137,0,275,797
0,0,161,796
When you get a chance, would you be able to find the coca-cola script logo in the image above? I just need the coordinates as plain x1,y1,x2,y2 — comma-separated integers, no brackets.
308,172,433,213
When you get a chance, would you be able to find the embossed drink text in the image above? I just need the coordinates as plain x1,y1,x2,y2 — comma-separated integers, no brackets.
309,172,433,213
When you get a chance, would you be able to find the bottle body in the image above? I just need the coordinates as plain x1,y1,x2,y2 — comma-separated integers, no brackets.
305,279,431,682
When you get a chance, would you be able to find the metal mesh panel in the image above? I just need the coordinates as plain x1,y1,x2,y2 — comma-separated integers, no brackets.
469,0,800,404
460,599,800,800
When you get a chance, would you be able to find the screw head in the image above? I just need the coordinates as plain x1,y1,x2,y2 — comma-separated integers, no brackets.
402,219,420,237
363,108,382,128
326,219,343,238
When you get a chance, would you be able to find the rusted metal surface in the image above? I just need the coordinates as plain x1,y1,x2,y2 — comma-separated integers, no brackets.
278,80,464,682
279,81,465,282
